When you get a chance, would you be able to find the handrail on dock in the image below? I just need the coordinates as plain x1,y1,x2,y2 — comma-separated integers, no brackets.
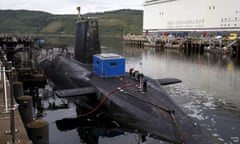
0,61,32,144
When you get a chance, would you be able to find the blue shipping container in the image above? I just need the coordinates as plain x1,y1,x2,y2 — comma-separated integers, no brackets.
93,53,125,77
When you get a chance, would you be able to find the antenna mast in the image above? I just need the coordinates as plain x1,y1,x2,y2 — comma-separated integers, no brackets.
77,6,81,20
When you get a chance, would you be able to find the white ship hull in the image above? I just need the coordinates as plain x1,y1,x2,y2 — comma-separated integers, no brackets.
143,0,240,33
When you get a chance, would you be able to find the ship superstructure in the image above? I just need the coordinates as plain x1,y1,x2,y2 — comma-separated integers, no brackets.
143,0,240,33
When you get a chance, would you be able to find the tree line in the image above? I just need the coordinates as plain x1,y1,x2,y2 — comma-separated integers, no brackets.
0,9,143,37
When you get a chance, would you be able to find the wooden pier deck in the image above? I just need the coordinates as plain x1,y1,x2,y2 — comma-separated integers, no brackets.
0,81,32,144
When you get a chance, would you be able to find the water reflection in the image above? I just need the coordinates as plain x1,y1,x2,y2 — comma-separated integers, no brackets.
55,113,124,144
100,37,124,54
123,46,240,111
122,46,240,143
51,100,161,144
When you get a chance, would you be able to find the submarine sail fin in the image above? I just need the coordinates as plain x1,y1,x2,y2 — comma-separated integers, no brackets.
75,18,101,64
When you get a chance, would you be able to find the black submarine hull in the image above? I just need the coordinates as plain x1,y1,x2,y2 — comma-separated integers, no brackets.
40,17,219,143
40,55,220,144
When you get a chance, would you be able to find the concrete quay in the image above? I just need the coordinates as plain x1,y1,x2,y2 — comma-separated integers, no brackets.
0,80,32,144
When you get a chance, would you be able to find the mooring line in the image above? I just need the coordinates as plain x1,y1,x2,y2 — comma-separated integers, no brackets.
78,82,139,117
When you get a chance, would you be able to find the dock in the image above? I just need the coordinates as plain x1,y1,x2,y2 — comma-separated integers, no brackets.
0,35,52,144
0,80,32,144
123,35,148,48
123,34,240,58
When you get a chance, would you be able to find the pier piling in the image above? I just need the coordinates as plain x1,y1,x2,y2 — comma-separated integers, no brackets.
16,95,33,126
27,119,49,144
123,35,240,59
13,81,24,99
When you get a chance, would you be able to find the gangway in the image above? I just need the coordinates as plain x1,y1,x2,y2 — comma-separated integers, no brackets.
146,35,156,45
226,38,240,48
178,38,189,47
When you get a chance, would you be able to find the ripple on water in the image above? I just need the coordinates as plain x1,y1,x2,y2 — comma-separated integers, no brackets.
164,83,232,143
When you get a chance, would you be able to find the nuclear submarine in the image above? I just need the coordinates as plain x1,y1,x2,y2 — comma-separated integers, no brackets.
39,17,220,144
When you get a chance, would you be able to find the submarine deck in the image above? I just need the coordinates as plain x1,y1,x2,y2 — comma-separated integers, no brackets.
87,71,220,144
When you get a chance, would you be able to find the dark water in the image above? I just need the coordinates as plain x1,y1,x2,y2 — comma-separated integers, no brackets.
41,37,240,144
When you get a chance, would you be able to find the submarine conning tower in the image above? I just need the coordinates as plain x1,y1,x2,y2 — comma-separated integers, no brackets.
75,16,101,64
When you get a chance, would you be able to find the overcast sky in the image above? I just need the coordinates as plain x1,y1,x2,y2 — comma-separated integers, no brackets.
0,0,143,14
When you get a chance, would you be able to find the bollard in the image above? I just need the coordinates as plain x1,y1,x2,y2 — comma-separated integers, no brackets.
27,120,49,144
143,79,148,92
11,68,18,82
16,95,33,125
13,81,24,99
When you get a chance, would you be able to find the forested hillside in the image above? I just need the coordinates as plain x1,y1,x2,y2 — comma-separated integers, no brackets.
0,9,143,37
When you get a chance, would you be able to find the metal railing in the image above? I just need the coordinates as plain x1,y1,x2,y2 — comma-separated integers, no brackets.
1,61,19,144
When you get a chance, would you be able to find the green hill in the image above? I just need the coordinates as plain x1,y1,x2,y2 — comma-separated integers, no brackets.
0,9,143,37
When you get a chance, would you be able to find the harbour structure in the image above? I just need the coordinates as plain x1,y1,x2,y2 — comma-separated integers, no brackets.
0,35,68,144
143,0,240,35
0,70,32,144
